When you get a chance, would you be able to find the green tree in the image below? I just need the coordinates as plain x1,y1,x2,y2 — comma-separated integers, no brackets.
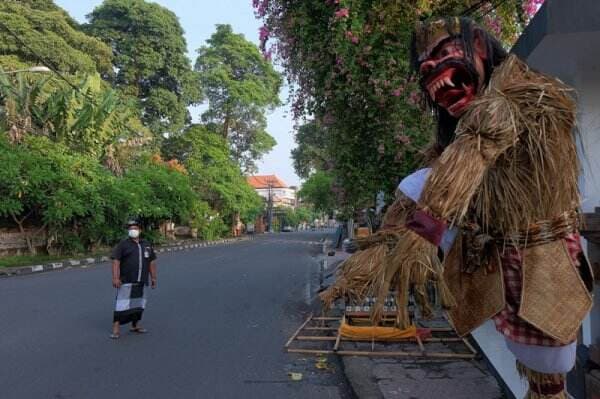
0,136,112,253
0,135,200,253
85,0,202,136
0,1,112,74
165,125,264,226
291,121,330,179
195,24,281,173
298,171,336,215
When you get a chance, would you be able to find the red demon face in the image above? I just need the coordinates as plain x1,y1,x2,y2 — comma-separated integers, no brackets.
418,36,487,117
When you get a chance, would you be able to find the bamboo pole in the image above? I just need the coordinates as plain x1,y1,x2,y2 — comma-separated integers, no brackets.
305,327,339,331
415,335,425,354
287,348,335,355
462,337,478,356
333,316,344,352
296,336,337,341
336,350,475,359
284,313,313,348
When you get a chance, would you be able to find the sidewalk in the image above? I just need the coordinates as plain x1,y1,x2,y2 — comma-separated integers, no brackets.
321,249,507,399
342,355,505,399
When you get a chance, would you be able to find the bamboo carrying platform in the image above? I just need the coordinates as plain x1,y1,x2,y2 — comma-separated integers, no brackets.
285,313,477,359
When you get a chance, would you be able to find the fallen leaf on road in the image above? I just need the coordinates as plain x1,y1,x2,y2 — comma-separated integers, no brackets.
288,372,303,381
315,356,328,370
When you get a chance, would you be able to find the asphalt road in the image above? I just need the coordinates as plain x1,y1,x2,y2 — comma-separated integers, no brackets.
0,231,352,399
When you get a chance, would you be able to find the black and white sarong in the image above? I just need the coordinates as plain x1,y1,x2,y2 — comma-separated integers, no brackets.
113,283,147,325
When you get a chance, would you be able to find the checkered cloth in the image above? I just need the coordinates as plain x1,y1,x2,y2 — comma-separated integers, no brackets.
113,283,147,325
492,233,582,347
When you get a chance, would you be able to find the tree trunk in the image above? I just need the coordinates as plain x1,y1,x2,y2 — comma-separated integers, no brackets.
223,110,230,139
11,212,35,255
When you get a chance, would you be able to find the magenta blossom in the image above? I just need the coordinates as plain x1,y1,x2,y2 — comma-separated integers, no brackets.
259,25,270,41
334,8,349,19
345,31,359,44
252,0,269,17
408,90,420,105
523,0,545,18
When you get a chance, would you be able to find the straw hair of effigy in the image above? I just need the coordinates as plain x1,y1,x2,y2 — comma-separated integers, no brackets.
319,244,388,309
319,195,416,310
370,228,456,329
420,55,579,240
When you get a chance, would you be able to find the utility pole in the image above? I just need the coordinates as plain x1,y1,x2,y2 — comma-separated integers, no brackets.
267,177,274,233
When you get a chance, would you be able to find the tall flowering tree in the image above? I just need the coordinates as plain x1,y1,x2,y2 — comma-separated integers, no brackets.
254,0,543,214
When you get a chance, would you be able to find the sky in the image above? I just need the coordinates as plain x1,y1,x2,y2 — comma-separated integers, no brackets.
55,0,300,187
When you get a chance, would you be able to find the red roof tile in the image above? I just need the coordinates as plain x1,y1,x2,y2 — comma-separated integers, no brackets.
246,175,288,189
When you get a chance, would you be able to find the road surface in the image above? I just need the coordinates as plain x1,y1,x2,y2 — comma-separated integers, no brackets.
0,232,352,399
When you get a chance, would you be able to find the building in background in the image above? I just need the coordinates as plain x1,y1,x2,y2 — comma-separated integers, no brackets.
247,175,297,208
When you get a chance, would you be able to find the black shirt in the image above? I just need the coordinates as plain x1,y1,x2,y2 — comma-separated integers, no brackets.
111,238,157,284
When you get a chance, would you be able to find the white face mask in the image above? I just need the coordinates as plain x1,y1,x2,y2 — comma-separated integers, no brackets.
128,229,140,238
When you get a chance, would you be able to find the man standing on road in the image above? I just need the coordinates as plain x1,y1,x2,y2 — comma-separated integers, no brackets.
110,219,157,339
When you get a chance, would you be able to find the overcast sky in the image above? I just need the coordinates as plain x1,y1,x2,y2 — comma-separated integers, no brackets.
55,0,300,186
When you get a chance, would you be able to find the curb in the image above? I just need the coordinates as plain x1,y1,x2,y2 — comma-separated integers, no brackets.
0,236,253,278
340,356,383,399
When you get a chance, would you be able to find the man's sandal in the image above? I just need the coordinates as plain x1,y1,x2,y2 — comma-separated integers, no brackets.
109,333,120,339
130,327,148,333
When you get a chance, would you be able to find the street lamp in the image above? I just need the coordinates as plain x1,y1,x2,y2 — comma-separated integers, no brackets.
0,66,51,75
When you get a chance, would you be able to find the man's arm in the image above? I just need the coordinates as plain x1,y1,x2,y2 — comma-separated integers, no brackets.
149,260,157,288
112,260,121,288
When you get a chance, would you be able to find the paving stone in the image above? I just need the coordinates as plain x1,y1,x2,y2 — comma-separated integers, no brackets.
373,360,503,399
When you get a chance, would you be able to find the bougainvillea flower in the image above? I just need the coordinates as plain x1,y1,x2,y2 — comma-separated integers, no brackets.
334,8,349,18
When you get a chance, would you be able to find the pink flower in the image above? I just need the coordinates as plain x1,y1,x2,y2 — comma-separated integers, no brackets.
351,36,359,44
334,8,349,19
408,90,420,105
483,15,501,35
523,0,545,18
392,88,402,97
252,0,269,17
259,26,270,41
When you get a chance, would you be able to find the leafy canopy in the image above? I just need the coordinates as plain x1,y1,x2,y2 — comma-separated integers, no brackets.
164,125,264,223
298,171,336,215
85,0,202,136
0,1,112,74
195,24,281,173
